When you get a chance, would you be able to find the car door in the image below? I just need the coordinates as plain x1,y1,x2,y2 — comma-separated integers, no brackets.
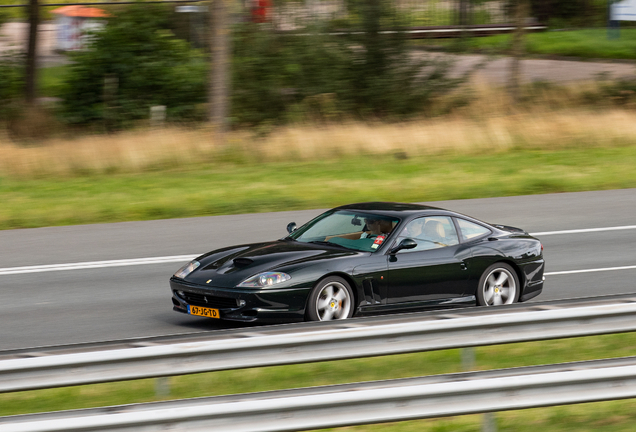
387,216,472,303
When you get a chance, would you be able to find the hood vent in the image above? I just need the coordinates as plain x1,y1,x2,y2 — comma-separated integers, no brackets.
203,260,222,270
233,257,254,267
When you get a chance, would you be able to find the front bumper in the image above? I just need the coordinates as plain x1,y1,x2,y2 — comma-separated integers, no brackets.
169,277,311,323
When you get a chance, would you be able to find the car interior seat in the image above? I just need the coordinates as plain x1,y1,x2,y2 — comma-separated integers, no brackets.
423,220,445,243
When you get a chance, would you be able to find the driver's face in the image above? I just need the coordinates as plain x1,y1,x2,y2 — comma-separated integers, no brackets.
365,219,381,233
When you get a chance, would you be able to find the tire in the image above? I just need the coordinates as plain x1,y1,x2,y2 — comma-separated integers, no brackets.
306,276,354,321
476,263,520,306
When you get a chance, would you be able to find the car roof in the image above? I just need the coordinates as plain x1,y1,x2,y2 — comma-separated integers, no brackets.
334,202,450,218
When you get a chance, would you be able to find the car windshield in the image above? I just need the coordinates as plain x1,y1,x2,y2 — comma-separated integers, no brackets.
290,210,400,252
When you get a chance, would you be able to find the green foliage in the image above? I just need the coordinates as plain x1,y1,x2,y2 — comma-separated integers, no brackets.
58,3,207,127
0,50,25,120
55,0,462,128
529,0,607,28
232,0,462,126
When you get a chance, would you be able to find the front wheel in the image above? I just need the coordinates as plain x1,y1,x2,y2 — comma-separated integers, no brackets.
477,263,520,306
306,276,354,321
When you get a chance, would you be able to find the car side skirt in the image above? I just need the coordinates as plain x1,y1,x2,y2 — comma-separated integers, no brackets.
357,295,476,315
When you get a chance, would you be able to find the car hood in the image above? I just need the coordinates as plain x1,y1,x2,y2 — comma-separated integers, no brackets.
182,240,357,288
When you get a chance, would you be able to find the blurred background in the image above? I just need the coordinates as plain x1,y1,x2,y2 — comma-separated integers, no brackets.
0,0,636,227
2,3,636,430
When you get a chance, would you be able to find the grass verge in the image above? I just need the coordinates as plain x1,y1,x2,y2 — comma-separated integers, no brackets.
415,28,636,60
1,332,635,430
1,143,636,230
2,98,636,230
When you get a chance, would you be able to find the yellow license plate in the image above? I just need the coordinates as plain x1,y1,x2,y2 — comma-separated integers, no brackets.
188,305,220,319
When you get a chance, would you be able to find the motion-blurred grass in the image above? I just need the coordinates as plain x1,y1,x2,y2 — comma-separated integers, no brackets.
417,29,636,60
1,144,636,230
1,332,635,430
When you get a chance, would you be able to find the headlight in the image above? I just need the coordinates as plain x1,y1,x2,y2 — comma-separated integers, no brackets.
174,260,200,279
238,272,291,288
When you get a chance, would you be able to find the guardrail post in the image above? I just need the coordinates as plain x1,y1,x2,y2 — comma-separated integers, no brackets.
155,377,170,397
461,347,475,371
483,412,498,432
462,347,498,432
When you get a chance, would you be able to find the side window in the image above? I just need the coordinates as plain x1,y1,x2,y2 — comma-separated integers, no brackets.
456,218,491,241
397,216,459,251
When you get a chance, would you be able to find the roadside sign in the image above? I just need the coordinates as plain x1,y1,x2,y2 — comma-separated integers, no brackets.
611,0,636,21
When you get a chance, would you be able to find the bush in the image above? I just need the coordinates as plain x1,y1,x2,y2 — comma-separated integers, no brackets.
58,3,207,128
231,0,463,125
56,0,462,129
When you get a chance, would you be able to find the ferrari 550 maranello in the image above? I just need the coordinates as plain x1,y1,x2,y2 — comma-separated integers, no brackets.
170,202,544,322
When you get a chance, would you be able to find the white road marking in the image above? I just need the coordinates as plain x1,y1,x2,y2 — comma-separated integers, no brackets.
0,255,197,276
1,224,636,276
531,225,636,236
544,265,636,276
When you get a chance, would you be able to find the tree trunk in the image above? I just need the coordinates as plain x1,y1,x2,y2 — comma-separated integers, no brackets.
25,0,39,104
209,0,230,145
509,0,528,105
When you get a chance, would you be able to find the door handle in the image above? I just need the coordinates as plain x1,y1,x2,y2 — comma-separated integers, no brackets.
460,262,468,270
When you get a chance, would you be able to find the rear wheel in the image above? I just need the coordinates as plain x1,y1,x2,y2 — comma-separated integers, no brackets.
477,263,520,306
306,276,354,321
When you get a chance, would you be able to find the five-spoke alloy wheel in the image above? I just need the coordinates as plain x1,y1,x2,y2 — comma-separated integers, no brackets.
307,276,354,321
477,263,520,306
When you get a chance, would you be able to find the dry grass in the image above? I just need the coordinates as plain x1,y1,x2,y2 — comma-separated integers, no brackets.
261,109,636,157
0,126,221,177
1,82,636,178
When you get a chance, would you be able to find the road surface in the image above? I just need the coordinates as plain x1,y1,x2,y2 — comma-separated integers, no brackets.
1,189,635,351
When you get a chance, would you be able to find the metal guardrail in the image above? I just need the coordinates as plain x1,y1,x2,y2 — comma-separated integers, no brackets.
2,356,636,432
2,294,636,393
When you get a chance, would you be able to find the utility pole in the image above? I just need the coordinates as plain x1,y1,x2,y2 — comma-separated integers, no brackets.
458,0,469,26
458,0,470,48
509,0,529,104
209,0,230,145
25,0,39,104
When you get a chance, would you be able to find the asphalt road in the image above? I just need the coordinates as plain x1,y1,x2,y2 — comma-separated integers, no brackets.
1,189,636,351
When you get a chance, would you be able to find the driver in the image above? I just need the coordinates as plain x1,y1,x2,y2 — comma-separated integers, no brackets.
361,218,384,239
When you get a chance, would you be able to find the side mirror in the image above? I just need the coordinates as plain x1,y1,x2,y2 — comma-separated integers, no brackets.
389,238,417,254
286,222,297,234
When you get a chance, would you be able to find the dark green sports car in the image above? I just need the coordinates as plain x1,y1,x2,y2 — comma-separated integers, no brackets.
170,202,544,322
